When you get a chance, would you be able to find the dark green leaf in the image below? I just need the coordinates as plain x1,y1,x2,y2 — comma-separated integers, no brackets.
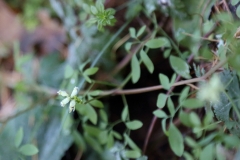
168,124,184,157
140,50,154,73
153,110,168,118
157,93,168,108
85,104,98,124
145,37,170,49
83,125,102,137
169,56,191,79
182,98,204,109
15,127,23,148
84,133,102,153
72,130,86,151
159,73,170,89
107,132,114,148
125,120,143,130
19,144,38,156
131,54,141,83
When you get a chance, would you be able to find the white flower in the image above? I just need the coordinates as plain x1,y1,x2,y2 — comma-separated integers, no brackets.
69,100,76,113
57,90,69,97
70,87,79,97
60,97,70,107
198,74,223,103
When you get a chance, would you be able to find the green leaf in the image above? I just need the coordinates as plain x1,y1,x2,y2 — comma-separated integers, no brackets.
125,120,143,130
89,99,104,108
121,105,129,122
124,150,141,159
125,42,132,51
129,27,136,38
99,109,108,123
182,98,204,109
85,104,98,125
111,131,122,140
19,144,38,156
153,110,168,118
83,67,99,76
199,143,214,160
96,0,104,12
162,118,167,134
145,37,170,49
159,73,170,89
183,152,194,160
167,97,175,117
107,132,114,148
83,74,92,83
124,133,141,151
231,0,239,5
84,133,102,153
157,93,168,108
223,135,240,147
237,5,240,19
137,25,146,37
79,60,89,72
185,136,198,148
15,127,23,148
168,124,184,157
140,50,154,73
72,130,86,151
91,6,98,15
83,125,102,138
163,49,171,58
189,112,201,127
131,54,141,83
179,86,190,103
179,110,192,127
64,65,74,78
169,56,191,79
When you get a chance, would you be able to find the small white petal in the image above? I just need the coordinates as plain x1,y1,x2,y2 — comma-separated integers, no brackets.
69,100,76,113
60,97,70,107
70,87,79,97
57,90,69,97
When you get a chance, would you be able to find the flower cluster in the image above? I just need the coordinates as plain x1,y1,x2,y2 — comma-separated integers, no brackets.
57,87,79,113
197,74,223,104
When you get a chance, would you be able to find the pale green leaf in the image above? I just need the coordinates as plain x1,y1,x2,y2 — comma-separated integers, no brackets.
121,105,129,122
64,65,74,78
145,37,170,49
167,97,175,117
19,144,38,156
125,120,143,130
159,73,170,89
85,104,98,124
231,0,239,5
83,67,99,76
189,112,201,127
168,124,184,157
199,143,214,160
89,99,104,108
163,49,171,58
137,25,146,37
124,133,141,151
124,150,141,159
179,110,192,127
179,86,190,103
91,6,98,15
140,50,154,73
131,54,141,83
15,127,23,148
129,27,136,38
111,131,122,140
170,56,191,79
153,110,168,118
157,93,168,108
125,42,132,51
182,98,204,109
99,109,108,123
237,6,240,19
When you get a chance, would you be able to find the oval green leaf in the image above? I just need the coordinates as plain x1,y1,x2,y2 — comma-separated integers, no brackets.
157,93,168,108
15,127,23,148
83,67,99,76
145,37,170,49
168,124,184,157
121,105,129,122
182,98,204,109
140,50,154,73
169,56,191,79
124,150,141,159
159,73,170,90
125,120,143,130
19,144,38,156
153,110,168,118
131,54,141,83
89,99,104,108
